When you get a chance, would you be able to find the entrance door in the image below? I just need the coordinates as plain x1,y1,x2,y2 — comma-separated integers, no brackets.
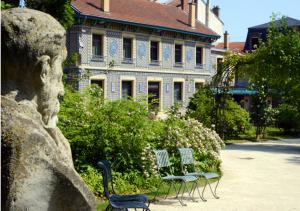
148,82,160,111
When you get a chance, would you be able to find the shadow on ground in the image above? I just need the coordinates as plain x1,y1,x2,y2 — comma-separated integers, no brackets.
225,139,300,155
151,196,205,206
286,156,300,165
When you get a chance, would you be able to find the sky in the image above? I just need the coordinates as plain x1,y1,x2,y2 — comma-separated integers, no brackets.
159,0,300,42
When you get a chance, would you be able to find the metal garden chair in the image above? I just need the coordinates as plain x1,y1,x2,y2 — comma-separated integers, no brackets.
97,160,150,211
178,148,221,201
153,149,199,206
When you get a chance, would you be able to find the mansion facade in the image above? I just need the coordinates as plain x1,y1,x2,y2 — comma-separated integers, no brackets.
66,0,222,111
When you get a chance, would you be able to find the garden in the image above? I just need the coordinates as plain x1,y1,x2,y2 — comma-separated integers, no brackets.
58,86,225,203
57,15,300,209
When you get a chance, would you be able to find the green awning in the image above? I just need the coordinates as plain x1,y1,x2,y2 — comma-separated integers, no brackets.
228,88,257,95
213,88,257,95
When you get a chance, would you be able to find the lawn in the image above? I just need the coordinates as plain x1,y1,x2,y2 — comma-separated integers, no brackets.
225,126,297,145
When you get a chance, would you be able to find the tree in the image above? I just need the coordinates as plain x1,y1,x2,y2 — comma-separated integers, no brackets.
217,16,300,138
3,0,74,28
1,1,13,9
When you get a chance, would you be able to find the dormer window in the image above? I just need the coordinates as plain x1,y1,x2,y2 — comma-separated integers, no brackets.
251,37,259,50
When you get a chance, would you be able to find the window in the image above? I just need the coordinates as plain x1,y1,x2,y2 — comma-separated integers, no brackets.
217,58,223,72
123,38,132,62
174,82,183,104
121,81,133,99
148,82,160,110
150,41,159,62
175,44,182,63
196,47,203,66
91,80,104,90
195,82,203,91
251,37,259,50
92,34,103,59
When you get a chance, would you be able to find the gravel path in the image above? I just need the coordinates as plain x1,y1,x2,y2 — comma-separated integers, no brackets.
150,138,300,211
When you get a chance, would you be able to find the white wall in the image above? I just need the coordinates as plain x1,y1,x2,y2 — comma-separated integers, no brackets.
196,0,224,43
197,1,206,25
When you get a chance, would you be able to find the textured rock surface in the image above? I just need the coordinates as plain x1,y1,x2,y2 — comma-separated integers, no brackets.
1,8,96,211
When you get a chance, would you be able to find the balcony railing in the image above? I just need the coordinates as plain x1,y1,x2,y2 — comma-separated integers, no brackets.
91,55,104,62
174,62,184,67
122,57,134,64
195,64,204,69
149,60,161,66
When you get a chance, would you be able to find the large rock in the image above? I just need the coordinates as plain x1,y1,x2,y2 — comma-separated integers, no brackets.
1,8,96,211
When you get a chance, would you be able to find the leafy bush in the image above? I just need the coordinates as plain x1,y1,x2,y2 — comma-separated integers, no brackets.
79,165,104,196
277,103,300,132
58,85,104,168
222,99,251,138
187,88,251,139
59,86,160,173
59,86,224,196
187,86,215,128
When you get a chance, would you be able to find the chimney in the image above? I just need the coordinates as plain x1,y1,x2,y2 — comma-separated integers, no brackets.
212,6,220,18
101,0,110,13
180,0,186,10
224,31,229,50
205,0,210,27
188,2,196,29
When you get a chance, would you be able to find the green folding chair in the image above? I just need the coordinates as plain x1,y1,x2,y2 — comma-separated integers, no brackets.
153,149,199,206
178,148,221,201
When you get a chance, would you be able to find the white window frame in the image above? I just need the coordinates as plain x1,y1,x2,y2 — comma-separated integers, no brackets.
89,74,107,98
122,33,136,63
147,77,163,111
174,40,185,65
90,28,106,60
194,78,206,93
119,76,136,100
172,78,185,106
149,36,162,64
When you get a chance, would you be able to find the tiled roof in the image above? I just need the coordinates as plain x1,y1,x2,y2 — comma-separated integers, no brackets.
215,42,245,53
249,17,300,29
167,0,189,13
71,0,219,38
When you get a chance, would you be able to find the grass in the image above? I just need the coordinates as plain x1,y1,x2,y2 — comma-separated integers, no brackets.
225,126,298,145
96,177,219,211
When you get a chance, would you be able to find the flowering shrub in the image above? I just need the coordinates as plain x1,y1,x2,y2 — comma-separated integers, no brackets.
141,111,225,176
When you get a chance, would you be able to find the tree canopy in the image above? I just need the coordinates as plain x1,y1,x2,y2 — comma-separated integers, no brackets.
215,15,300,137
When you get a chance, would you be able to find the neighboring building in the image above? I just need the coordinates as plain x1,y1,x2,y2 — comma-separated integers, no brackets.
66,0,220,111
215,41,245,54
244,17,300,52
